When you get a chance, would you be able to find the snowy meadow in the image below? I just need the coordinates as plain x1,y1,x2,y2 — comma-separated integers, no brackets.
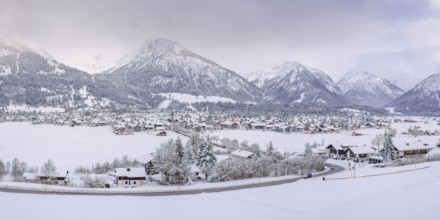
0,122,187,170
0,117,439,170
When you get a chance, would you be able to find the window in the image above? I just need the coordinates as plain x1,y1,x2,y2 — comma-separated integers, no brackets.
125,181,128,184
133,181,137,185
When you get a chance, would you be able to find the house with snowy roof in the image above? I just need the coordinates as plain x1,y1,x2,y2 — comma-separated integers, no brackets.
393,142,434,158
220,121,240,129
231,149,256,159
136,154,159,175
109,168,147,187
326,144,350,158
345,146,376,160
248,122,266,130
36,169,70,186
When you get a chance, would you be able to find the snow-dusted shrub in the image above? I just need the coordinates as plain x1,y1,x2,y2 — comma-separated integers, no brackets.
74,166,92,174
155,138,191,185
0,159,7,180
428,154,440,162
209,158,260,182
84,155,138,174
10,158,27,182
40,159,57,182
209,155,325,182
82,175,110,188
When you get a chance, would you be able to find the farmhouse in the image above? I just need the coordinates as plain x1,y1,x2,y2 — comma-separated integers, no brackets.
345,146,376,160
109,168,147,187
393,142,434,158
326,144,350,158
231,149,256,159
37,169,69,186
249,122,266,130
136,154,159,175
277,125,291,133
221,121,240,129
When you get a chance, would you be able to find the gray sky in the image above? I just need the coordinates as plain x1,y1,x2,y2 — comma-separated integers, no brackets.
1,0,440,89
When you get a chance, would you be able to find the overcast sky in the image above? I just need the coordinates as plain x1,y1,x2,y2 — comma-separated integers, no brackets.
1,0,440,89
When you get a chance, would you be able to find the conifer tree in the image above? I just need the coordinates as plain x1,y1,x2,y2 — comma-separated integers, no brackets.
381,130,398,163
196,136,217,178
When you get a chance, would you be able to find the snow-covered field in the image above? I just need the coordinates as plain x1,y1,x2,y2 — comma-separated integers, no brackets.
209,119,440,153
0,122,186,170
0,118,439,170
1,160,440,220
210,129,385,152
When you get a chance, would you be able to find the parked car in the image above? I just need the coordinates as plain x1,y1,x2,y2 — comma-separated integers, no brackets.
330,165,336,170
304,173,312,179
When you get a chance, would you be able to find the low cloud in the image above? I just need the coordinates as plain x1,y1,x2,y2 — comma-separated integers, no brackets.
0,0,439,89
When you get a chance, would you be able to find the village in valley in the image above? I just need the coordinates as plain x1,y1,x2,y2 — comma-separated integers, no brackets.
0,108,439,191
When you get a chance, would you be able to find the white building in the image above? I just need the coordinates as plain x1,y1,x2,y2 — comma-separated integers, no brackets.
109,168,147,187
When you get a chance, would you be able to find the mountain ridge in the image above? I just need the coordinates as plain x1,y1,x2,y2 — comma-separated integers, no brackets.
337,71,404,108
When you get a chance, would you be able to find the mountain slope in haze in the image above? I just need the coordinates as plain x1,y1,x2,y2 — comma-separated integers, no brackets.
247,61,346,105
388,73,440,115
73,54,118,74
102,38,264,103
337,71,404,108
0,39,146,110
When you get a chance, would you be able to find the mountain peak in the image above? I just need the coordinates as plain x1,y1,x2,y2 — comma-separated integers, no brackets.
248,61,318,87
413,73,440,93
140,38,181,52
389,73,440,114
247,61,345,105
337,70,404,108
114,38,188,69
105,38,263,102
0,37,31,53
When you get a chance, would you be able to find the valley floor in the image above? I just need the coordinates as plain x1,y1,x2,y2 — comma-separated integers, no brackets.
1,118,439,171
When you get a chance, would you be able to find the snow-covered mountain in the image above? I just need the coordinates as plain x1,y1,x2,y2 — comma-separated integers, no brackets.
102,38,264,103
247,61,346,105
337,71,404,108
73,54,117,74
388,73,440,114
0,39,147,110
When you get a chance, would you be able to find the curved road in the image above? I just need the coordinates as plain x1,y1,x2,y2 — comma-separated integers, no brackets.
0,163,345,197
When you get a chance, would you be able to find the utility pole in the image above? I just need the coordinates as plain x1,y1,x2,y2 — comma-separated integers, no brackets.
353,163,356,178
